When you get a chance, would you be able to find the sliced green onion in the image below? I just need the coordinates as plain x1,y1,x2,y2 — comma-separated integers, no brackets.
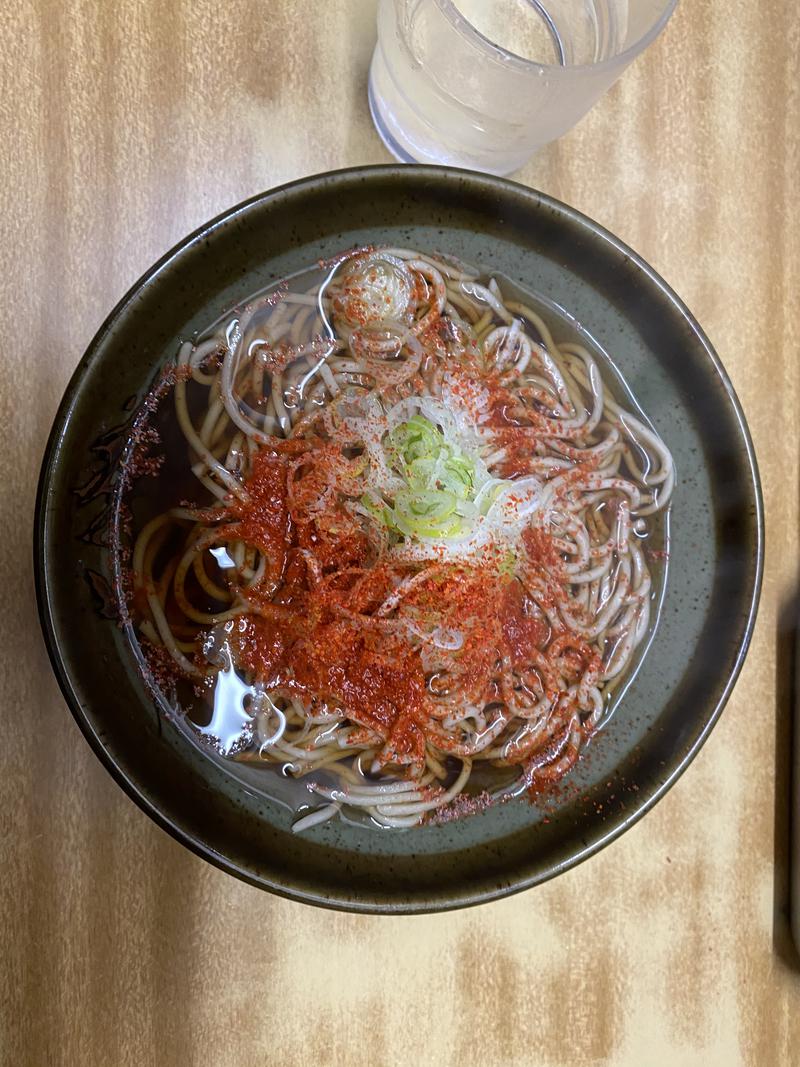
407,457,437,490
365,414,518,545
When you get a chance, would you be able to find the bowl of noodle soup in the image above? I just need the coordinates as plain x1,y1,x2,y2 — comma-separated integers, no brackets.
35,166,762,912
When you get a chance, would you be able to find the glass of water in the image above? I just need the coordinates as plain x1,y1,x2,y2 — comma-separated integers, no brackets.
369,0,678,175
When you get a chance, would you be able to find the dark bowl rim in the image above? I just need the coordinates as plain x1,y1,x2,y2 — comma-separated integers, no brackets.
34,163,765,913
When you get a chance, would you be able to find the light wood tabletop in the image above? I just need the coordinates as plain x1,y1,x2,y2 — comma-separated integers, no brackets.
1,1,798,1064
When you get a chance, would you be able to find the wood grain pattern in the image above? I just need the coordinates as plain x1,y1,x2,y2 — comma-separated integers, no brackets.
1,0,798,1063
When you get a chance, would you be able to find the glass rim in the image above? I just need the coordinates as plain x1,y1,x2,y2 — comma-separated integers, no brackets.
433,0,679,74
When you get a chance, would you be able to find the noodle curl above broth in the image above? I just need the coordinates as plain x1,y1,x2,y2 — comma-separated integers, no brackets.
115,246,674,832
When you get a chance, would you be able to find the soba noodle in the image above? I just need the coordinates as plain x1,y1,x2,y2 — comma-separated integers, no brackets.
117,247,674,831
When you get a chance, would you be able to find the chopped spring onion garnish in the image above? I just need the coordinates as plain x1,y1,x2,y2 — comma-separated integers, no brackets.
362,415,510,542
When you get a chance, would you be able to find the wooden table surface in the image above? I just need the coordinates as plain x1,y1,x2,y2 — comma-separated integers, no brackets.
2,1,798,1064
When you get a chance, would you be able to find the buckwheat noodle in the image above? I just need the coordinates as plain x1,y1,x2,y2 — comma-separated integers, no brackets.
120,247,674,831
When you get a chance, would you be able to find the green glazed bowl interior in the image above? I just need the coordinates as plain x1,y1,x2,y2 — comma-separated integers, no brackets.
35,166,763,913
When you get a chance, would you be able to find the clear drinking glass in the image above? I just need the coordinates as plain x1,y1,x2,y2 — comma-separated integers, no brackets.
369,0,678,175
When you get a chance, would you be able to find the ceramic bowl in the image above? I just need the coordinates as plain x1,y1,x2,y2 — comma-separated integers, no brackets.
35,166,763,912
